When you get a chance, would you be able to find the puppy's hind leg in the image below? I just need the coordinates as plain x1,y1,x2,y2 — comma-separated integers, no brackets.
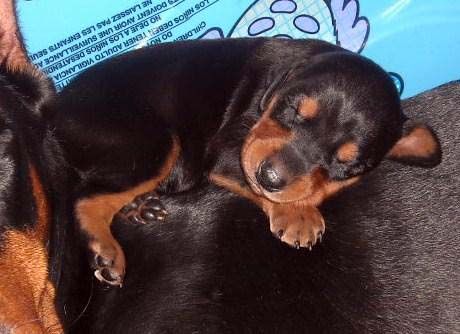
76,137,180,286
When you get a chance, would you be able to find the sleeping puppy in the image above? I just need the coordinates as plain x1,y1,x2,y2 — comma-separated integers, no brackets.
2,3,447,333
68,82,460,334
48,38,441,286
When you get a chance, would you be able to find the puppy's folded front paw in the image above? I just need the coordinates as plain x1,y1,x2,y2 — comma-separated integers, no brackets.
269,205,325,250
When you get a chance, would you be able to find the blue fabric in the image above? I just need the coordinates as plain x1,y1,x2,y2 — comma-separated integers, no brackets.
18,0,460,97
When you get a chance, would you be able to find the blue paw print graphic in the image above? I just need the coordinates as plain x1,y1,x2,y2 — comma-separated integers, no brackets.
247,1,320,38
229,0,336,44
201,0,369,54
200,1,404,95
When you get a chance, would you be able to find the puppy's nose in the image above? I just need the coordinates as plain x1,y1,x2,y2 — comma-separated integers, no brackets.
256,160,287,192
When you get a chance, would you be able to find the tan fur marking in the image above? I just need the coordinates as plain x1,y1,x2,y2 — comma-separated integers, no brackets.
209,173,263,206
388,127,438,159
242,95,360,204
298,98,319,119
305,176,361,207
241,96,294,197
336,141,359,162
0,165,62,333
211,172,359,209
76,136,181,271
260,167,326,203
210,173,325,246
0,0,31,71
210,173,360,247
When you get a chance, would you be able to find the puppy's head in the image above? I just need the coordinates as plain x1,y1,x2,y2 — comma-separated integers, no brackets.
242,51,441,204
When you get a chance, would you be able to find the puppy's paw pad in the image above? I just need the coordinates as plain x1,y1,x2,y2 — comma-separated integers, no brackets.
118,191,168,224
95,253,114,268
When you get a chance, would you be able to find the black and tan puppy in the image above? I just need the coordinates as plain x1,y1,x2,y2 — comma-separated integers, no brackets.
49,38,441,286
70,82,460,334
0,1,65,332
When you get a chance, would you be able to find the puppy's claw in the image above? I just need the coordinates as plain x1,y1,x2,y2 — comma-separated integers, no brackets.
91,244,125,288
94,268,123,288
318,232,323,243
277,229,284,239
142,194,159,201
294,240,301,250
119,202,138,215
128,215,144,224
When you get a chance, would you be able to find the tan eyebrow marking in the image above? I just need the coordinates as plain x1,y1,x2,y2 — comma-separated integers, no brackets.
336,141,359,162
298,98,319,119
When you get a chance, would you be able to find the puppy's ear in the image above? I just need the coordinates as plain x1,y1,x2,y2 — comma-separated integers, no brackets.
260,67,295,111
0,0,30,71
0,1,54,116
386,120,441,167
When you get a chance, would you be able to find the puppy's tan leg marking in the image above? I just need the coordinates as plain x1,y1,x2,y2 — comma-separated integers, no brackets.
0,165,62,333
210,173,359,249
76,137,180,286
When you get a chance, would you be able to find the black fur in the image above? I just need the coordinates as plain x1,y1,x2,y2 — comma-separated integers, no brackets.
46,38,442,281
0,64,60,257
0,63,75,331
49,37,415,201
69,82,460,333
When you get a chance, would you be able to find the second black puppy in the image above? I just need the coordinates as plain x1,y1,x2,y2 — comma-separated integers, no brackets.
49,38,441,285
70,82,460,334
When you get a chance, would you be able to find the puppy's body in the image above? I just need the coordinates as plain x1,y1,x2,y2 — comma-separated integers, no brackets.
71,82,460,333
51,38,340,194
50,38,439,285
